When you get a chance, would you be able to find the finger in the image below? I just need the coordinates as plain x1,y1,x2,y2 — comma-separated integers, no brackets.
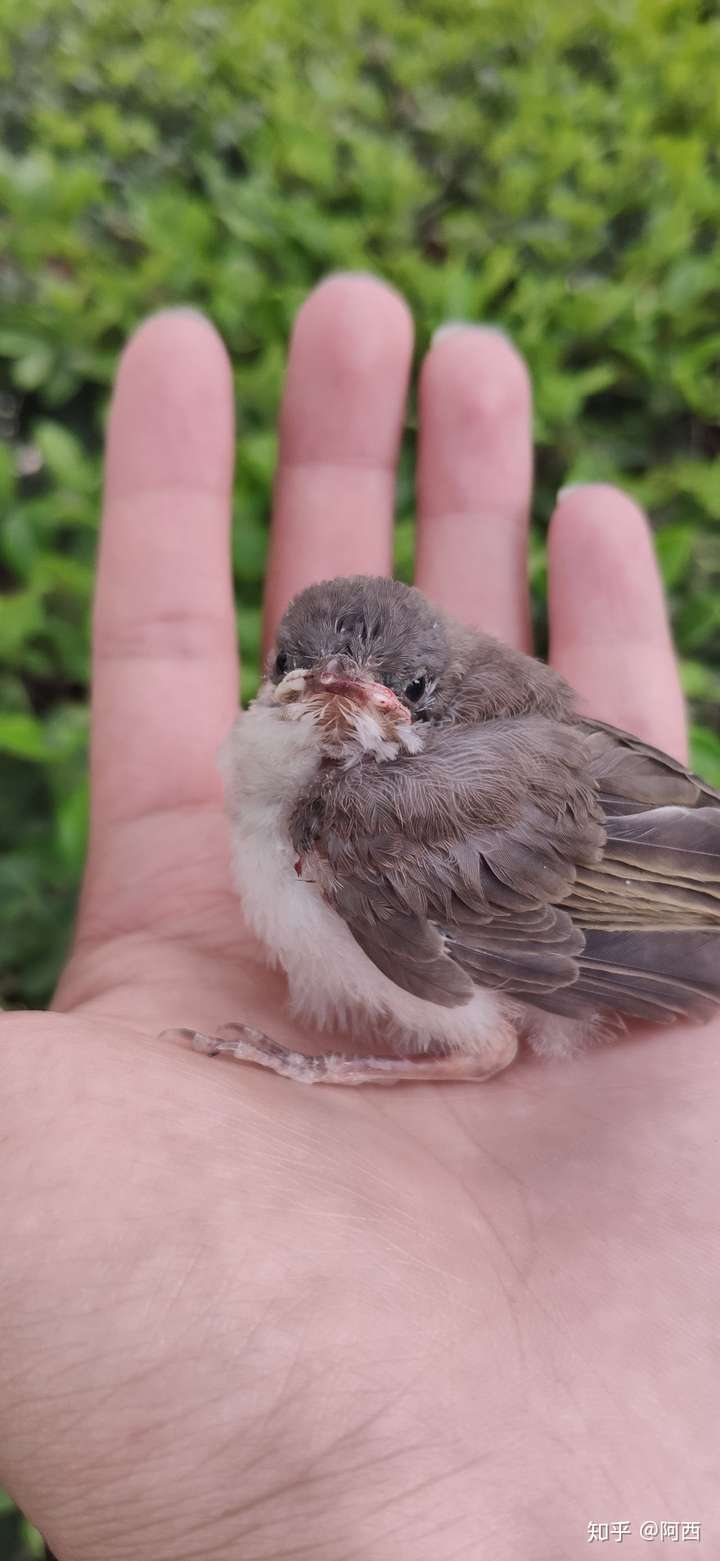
91,309,237,835
415,325,533,650
548,484,688,761
262,274,414,656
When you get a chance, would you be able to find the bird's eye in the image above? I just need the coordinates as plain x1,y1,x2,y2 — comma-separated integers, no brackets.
404,673,427,704
274,651,288,679
334,614,361,651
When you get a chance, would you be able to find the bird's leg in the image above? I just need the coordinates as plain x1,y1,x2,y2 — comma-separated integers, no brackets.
162,1022,505,1086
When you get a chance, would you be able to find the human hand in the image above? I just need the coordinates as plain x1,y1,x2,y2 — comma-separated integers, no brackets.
1,278,717,1561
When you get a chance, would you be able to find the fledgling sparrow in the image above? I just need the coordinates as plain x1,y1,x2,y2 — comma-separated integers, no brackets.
175,575,720,1086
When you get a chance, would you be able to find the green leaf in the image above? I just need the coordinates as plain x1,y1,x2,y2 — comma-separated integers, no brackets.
393,520,415,582
34,422,95,492
237,605,262,660
0,442,15,506
0,509,39,579
680,659,720,702
56,780,89,872
241,660,261,705
0,713,51,760
19,1514,45,1557
0,590,44,660
17,346,54,391
655,524,696,589
233,523,268,584
690,725,720,788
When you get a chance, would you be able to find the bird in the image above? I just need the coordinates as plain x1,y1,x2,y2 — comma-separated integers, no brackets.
183,574,720,1087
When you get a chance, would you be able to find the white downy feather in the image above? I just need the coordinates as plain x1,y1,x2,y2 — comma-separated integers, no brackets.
219,689,519,1077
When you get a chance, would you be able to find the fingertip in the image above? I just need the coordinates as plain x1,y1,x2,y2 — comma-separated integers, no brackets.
295,271,415,362
265,274,414,650
92,305,240,834
548,483,686,760
116,307,232,390
107,308,235,499
549,484,664,625
553,480,648,528
422,324,531,426
415,323,533,648
281,273,414,463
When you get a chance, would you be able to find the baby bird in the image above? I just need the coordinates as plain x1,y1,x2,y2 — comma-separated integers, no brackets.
187,575,720,1086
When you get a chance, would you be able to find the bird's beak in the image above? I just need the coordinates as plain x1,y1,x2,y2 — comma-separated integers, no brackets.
271,659,409,727
270,659,371,710
304,658,372,701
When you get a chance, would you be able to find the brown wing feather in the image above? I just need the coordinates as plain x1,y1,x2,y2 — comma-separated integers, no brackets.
548,721,720,1022
291,714,720,1026
292,717,602,1006
581,718,720,812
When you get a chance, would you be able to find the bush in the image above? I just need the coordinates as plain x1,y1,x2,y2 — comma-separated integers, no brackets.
1,0,719,1011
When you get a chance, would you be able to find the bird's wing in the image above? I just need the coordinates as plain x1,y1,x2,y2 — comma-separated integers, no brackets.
291,716,605,1010
549,718,720,1021
580,717,720,813
290,715,720,1024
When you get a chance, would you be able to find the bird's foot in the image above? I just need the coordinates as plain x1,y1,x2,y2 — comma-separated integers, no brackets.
161,1022,504,1086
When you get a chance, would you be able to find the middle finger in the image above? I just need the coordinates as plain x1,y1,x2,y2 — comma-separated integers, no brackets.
262,274,414,656
415,325,533,650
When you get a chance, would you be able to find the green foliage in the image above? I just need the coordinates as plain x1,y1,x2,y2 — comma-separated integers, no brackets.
1,0,719,1028
0,1487,43,1561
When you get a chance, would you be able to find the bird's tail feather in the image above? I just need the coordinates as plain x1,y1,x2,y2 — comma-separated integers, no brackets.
535,802,720,1027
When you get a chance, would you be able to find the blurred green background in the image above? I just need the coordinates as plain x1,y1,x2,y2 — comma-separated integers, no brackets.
0,0,719,1544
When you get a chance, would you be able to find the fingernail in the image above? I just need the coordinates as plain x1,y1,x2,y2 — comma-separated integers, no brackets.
432,321,470,342
320,268,377,282
431,321,513,345
155,305,209,320
556,483,585,501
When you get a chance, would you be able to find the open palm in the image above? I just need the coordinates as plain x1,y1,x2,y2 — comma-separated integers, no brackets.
2,278,717,1561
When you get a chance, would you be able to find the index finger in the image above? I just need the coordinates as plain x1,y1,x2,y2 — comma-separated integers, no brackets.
89,309,238,839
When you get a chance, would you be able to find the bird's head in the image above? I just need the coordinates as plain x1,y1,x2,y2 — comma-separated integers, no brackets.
259,575,453,761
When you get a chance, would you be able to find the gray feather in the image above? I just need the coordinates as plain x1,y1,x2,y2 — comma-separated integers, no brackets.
279,576,720,1029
